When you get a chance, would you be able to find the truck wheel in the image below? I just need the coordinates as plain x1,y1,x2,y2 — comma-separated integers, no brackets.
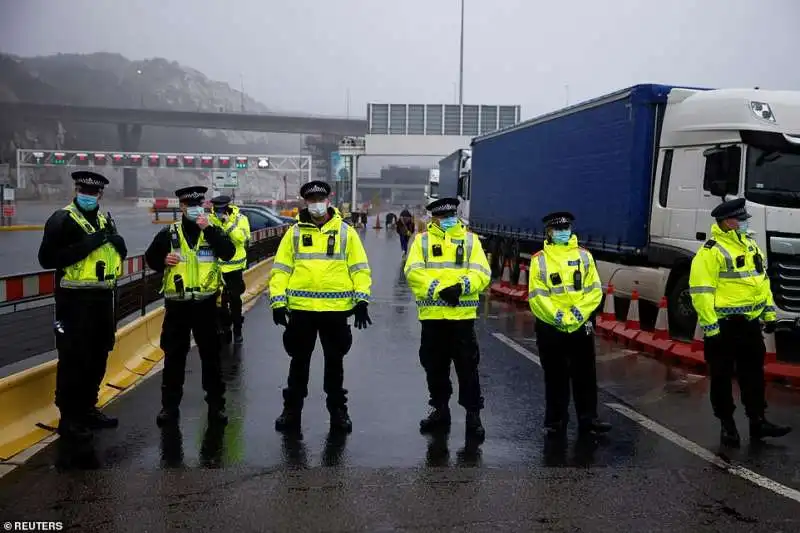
667,272,696,341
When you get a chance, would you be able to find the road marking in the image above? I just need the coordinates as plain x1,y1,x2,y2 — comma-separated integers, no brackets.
606,402,800,504
491,332,540,366
490,330,800,504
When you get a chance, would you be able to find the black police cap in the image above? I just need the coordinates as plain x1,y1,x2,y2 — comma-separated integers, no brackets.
426,197,460,216
299,180,331,199
710,198,751,220
542,211,575,227
210,195,231,207
71,171,109,189
175,185,208,203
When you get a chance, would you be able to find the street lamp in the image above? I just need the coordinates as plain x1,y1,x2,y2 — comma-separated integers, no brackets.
458,0,464,106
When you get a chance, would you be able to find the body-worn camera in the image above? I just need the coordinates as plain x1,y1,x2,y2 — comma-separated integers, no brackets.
302,234,313,247
432,244,443,257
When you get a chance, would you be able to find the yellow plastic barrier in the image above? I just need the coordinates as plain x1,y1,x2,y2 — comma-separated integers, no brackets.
0,225,45,232
0,257,274,462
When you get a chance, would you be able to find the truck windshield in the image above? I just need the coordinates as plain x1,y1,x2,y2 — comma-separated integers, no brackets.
745,146,800,208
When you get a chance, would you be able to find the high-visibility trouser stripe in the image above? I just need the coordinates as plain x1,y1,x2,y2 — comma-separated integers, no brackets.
272,262,293,274
60,280,116,289
349,262,370,274
690,286,715,294
415,299,480,308
716,301,767,315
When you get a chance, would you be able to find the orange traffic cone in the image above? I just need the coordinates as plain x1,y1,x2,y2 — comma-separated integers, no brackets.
600,283,616,322
625,289,641,330
653,296,670,340
374,215,381,229
500,260,511,288
516,262,528,290
764,328,777,364
690,321,704,352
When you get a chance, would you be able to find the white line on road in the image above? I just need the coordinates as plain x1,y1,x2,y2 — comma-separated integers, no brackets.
491,332,540,366
606,402,800,504
489,331,800,504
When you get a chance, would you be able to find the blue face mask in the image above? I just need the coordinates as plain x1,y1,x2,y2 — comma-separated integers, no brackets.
551,229,572,244
185,206,205,221
736,220,750,234
439,216,458,232
76,193,98,211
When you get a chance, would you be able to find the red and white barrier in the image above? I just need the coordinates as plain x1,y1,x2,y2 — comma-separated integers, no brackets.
635,297,675,356
0,272,55,304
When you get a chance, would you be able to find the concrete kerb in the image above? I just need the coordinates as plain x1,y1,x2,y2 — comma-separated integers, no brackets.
0,257,275,462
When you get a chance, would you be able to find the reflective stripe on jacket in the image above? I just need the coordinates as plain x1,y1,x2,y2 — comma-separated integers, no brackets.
210,205,250,273
161,223,222,301
404,221,491,320
268,209,371,312
689,223,776,337
60,203,122,289
527,234,603,333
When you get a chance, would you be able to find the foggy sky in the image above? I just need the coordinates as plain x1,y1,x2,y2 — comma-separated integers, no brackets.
1,0,799,120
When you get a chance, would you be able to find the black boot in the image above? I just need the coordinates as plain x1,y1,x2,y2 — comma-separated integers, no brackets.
750,417,791,441
233,319,244,345
156,408,180,427
720,418,740,447
57,417,93,442
329,407,353,433
544,421,567,440
579,418,612,437
465,411,485,441
84,408,119,429
275,406,302,432
420,406,451,433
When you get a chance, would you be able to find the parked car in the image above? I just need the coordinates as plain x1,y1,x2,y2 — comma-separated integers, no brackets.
238,204,292,231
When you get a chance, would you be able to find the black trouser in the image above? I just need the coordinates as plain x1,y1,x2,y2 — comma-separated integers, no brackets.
535,321,598,427
418,319,484,412
703,317,766,421
219,269,245,334
54,289,116,419
281,310,352,412
159,296,225,411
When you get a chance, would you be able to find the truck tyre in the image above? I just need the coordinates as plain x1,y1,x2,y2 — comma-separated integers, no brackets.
667,271,696,340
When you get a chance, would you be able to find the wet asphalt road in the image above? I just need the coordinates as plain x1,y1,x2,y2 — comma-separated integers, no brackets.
0,202,163,276
2,229,800,531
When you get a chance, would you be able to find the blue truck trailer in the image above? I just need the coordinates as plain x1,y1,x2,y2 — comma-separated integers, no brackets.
469,83,800,340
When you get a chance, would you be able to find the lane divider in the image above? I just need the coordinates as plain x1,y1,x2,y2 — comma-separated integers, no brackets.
0,257,275,462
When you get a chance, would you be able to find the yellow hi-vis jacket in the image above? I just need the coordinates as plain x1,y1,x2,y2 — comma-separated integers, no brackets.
268,208,371,312
689,223,777,337
60,203,122,289
404,221,491,320
161,223,223,301
209,205,250,273
527,234,603,333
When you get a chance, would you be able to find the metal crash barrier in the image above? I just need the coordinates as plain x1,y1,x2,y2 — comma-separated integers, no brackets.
0,225,287,460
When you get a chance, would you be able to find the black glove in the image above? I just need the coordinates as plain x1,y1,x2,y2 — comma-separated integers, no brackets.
85,231,108,250
353,301,371,329
108,234,125,255
763,321,777,334
438,283,462,306
273,306,288,327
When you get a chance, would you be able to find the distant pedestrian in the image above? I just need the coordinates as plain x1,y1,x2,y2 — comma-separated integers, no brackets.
396,208,415,256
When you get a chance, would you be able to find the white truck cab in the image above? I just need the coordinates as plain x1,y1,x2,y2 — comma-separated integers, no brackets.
456,149,472,226
597,87,800,337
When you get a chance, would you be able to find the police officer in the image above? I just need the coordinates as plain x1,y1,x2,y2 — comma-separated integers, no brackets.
689,198,791,446
38,171,127,440
144,186,236,427
269,180,372,433
527,212,611,439
404,197,491,440
209,195,251,345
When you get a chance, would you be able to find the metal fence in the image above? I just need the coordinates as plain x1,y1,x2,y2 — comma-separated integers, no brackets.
0,227,285,369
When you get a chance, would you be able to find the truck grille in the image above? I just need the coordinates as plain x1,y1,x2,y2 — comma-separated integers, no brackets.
770,253,800,313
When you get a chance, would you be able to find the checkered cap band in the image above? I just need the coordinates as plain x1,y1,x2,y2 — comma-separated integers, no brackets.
179,191,205,200
304,184,328,195
431,203,457,215
547,216,571,226
75,176,106,187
